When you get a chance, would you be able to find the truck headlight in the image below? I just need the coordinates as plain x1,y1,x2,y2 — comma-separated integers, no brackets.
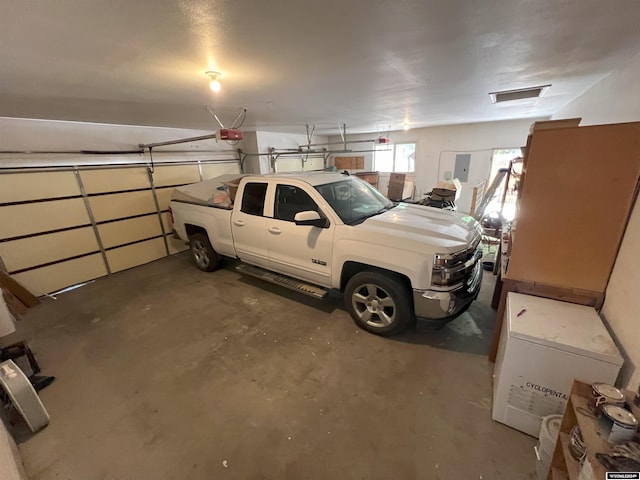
432,245,481,287
433,253,454,268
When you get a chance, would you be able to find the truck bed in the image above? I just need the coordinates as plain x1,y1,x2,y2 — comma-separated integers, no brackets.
172,173,247,209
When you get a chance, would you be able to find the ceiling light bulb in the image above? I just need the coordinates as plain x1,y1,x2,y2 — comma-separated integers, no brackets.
205,71,221,93
403,122,410,131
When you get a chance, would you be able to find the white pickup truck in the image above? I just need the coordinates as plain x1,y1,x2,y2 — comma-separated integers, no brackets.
169,172,483,336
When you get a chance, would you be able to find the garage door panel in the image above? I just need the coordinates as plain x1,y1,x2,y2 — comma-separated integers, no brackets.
1,227,100,272
98,215,163,249
276,158,303,172
167,235,188,254
89,191,157,223
13,254,107,296
304,157,324,171
0,198,91,240
106,238,166,273
155,188,175,211
0,171,80,203
152,165,200,187
201,163,240,180
80,168,149,194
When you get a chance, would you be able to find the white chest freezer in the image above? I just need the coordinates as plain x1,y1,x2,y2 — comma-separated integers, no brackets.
492,292,623,437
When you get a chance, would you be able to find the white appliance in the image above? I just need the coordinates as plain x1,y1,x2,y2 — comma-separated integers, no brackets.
492,292,623,437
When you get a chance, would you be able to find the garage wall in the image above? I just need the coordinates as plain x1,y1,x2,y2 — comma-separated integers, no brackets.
552,52,640,126
239,131,261,173
327,118,542,212
0,118,241,295
0,117,236,152
553,52,640,390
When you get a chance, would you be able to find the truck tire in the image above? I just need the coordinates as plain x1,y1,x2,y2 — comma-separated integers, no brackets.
344,271,413,336
189,233,221,272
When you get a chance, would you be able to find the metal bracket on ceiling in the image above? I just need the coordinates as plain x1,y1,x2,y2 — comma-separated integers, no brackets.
205,106,248,131
338,122,347,150
206,106,225,129
230,108,248,129
304,123,316,163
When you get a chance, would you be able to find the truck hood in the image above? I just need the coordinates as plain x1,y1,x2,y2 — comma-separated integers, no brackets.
357,203,481,253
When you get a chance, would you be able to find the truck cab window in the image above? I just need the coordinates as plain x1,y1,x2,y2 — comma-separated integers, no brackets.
274,184,318,222
316,177,392,224
241,182,268,216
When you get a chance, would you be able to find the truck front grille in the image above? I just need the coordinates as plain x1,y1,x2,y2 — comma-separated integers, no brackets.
432,235,482,288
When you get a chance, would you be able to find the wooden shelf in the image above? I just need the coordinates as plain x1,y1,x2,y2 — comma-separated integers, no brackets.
549,380,640,480
559,432,580,480
571,393,610,480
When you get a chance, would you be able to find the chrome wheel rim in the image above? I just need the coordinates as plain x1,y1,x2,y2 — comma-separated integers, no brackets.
191,240,210,268
351,283,396,328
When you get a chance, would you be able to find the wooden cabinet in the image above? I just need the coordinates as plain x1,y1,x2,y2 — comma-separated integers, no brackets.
507,122,640,292
490,121,640,361
548,380,640,480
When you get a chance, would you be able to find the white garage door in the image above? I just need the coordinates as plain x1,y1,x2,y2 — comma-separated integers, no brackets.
0,153,240,295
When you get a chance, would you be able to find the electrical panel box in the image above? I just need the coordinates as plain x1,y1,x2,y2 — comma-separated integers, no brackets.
454,153,471,182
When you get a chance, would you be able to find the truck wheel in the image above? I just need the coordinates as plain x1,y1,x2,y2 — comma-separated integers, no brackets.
189,233,221,272
344,271,413,336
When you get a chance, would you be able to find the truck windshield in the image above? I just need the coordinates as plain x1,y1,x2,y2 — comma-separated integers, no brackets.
315,177,395,225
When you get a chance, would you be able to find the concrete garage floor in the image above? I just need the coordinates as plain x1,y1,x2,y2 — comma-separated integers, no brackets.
9,253,536,479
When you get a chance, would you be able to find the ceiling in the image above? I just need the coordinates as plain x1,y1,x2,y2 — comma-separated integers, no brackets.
1,0,639,135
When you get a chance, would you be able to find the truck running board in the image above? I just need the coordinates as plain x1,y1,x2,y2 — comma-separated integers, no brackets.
235,263,328,299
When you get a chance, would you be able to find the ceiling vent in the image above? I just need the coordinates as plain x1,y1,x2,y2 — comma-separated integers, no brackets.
489,85,551,104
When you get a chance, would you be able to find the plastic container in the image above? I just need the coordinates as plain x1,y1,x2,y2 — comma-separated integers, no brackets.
601,404,638,444
535,414,562,480
591,382,625,416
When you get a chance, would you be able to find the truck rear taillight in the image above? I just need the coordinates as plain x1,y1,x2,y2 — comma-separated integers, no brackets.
168,206,174,224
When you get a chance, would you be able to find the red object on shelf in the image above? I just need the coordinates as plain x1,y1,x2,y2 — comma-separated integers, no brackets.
377,137,390,144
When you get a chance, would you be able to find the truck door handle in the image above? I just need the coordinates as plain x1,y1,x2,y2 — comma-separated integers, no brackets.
233,219,245,227
268,226,282,234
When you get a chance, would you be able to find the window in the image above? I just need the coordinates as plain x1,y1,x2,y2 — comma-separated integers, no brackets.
315,177,393,224
274,184,318,222
485,148,523,222
241,182,268,216
373,143,416,173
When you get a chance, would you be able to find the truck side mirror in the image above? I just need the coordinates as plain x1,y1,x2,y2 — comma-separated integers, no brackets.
294,211,329,228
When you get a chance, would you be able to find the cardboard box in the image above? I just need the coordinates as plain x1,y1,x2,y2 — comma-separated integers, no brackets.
432,179,461,200
223,177,244,202
387,173,406,200
431,188,456,201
